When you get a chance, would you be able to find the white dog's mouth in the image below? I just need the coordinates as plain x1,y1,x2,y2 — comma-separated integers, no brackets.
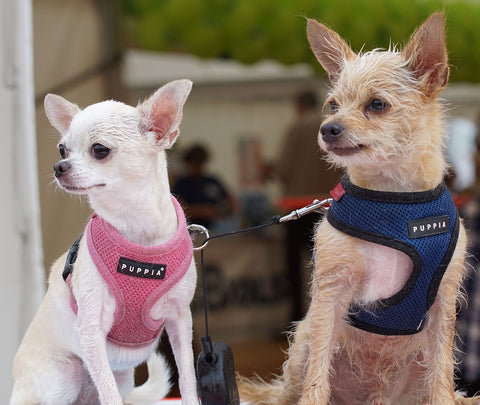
60,183,106,193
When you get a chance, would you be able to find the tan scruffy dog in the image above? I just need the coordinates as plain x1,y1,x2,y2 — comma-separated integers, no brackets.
240,12,480,405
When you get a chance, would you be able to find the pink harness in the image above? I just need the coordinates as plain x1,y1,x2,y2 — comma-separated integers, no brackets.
66,197,193,348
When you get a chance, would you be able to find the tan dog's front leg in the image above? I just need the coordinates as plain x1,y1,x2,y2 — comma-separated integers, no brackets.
426,231,466,405
425,279,461,403
279,320,312,405
425,300,457,405
298,274,356,405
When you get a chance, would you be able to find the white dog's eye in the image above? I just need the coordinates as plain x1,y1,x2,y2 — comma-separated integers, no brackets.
58,144,67,159
91,143,110,160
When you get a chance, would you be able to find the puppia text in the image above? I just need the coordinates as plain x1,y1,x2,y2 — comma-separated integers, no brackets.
117,257,167,280
407,215,449,239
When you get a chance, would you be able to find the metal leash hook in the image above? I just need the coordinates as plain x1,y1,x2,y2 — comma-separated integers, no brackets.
187,223,210,251
278,197,333,223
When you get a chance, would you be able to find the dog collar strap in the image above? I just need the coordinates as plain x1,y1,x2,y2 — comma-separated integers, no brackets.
327,175,459,336
69,196,193,348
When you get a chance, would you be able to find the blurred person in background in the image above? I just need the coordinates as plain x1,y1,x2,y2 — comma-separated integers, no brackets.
172,144,236,234
446,116,477,193
277,91,343,321
456,188,480,396
455,112,480,396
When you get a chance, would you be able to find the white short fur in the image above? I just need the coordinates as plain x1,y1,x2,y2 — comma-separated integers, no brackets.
10,80,198,405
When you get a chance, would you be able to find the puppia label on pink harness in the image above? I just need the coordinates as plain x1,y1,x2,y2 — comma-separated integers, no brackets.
117,257,167,280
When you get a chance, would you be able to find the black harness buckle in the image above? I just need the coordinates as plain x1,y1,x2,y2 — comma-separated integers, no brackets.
62,234,83,282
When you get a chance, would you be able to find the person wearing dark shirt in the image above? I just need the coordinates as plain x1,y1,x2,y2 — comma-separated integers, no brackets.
172,144,235,229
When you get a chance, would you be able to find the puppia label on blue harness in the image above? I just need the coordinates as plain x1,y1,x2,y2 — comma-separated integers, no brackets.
407,215,449,239
117,257,167,280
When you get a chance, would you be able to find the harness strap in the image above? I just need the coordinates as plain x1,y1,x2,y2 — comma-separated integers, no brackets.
327,175,459,335
62,234,83,282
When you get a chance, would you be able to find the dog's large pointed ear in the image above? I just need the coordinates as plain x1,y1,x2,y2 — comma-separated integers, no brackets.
307,18,356,83
139,79,193,149
44,94,81,135
403,12,449,97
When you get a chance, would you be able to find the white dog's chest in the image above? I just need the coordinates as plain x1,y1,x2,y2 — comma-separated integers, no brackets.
65,198,193,349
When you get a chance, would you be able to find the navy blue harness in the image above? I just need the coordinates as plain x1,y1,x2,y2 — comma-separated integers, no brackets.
326,176,459,336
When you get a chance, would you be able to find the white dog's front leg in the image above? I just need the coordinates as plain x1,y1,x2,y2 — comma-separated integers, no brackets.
74,253,122,405
165,310,198,405
79,323,123,405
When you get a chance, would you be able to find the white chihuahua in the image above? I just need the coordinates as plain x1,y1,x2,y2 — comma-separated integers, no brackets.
10,80,199,405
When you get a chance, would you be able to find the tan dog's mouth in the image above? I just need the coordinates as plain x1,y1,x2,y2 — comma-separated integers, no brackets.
328,144,366,156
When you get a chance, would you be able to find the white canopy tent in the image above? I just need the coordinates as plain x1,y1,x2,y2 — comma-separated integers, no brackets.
0,0,44,401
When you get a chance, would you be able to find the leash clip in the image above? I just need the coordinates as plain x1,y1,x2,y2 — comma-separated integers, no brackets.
188,224,210,251
278,198,333,223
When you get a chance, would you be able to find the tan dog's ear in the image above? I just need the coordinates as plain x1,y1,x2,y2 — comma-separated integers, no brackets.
139,79,193,149
44,94,81,135
306,18,355,83
403,12,449,97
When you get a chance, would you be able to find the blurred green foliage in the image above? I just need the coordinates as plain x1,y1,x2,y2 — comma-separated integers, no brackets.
121,0,480,82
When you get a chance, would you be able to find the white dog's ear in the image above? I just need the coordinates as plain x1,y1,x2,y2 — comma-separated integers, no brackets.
139,79,193,149
307,18,356,83
44,94,81,135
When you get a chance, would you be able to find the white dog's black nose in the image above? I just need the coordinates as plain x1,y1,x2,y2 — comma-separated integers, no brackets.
320,122,344,143
54,161,71,178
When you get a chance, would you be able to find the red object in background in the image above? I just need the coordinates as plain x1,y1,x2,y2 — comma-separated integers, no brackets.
277,195,331,212
453,193,472,209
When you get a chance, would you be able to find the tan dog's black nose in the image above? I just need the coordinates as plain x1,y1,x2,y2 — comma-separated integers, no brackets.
320,122,344,143
54,161,71,178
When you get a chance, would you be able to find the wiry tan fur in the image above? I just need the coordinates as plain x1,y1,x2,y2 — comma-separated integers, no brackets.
239,13,479,405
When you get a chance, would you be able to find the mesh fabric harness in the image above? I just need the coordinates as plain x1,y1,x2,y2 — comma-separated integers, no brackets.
66,196,193,348
326,176,459,335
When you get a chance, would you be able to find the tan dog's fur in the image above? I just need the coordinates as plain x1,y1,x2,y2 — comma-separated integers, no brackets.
239,13,479,405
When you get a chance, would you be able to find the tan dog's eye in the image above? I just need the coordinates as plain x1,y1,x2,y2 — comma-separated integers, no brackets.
367,99,389,113
329,100,340,114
